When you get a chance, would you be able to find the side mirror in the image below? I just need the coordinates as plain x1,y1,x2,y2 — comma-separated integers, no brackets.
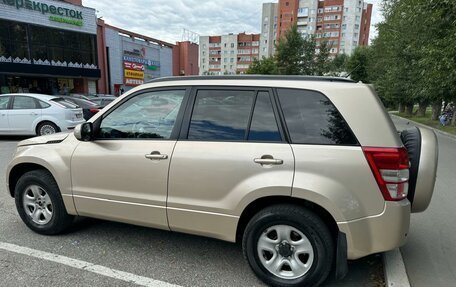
74,122,94,141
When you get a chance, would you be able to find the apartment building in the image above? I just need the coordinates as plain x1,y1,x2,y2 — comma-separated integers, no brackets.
260,3,279,59
260,0,373,57
199,33,260,75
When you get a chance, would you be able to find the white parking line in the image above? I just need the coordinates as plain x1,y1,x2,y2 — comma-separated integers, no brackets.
0,242,181,287
383,248,410,287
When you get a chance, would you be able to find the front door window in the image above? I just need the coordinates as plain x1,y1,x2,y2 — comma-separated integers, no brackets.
99,90,185,139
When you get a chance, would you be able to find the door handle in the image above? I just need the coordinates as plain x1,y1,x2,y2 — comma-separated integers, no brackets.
254,158,283,165
30,112,38,116
145,152,168,160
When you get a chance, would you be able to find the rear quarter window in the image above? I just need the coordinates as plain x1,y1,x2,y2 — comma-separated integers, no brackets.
277,88,358,145
38,100,51,108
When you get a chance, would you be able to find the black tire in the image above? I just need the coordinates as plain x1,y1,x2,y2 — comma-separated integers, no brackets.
36,121,59,136
400,127,421,205
14,170,74,235
242,204,334,287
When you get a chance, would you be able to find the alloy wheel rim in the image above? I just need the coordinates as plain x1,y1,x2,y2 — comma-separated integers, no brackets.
22,185,53,225
40,125,56,135
257,224,314,279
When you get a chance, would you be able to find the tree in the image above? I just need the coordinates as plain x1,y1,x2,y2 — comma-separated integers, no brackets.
300,35,317,75
250,25,332,76
275,25,306,75
370,0,456,120
246,56,279,74
314,40,331,76
346,46,372,83
328,53,349,76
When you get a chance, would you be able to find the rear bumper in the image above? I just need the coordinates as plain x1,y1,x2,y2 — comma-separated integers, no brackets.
63,119,85,131
338,200,410,259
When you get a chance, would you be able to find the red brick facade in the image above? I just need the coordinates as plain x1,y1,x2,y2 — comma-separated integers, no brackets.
173,41,199,76
359,3,373,46
277,0,299,40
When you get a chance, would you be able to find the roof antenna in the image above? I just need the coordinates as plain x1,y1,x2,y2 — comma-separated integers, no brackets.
345,64,360,78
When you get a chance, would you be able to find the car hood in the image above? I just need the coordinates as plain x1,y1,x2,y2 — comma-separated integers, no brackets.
17,132,71,147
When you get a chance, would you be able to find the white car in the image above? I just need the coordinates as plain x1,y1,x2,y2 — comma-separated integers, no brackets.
0,93,84,136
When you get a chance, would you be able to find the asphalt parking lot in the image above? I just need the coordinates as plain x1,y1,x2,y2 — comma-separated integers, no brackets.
0,137,384,287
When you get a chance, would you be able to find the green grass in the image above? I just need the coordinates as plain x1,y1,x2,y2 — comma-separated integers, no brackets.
393,110,456,135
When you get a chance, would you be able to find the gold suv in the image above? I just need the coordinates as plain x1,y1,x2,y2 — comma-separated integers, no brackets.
6,76,438,287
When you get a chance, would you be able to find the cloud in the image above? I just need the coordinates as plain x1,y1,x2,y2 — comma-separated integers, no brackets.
83,0,383,44
83,0,269,44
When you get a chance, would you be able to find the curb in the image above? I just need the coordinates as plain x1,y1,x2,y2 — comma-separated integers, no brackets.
390,114,456,141
383,249,411,287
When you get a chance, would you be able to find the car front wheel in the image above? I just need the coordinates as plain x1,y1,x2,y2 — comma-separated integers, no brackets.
15,170,74,235
242,204,334,287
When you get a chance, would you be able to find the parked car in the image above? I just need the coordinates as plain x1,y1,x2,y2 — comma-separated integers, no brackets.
89,96,116,108
0,93,84,136
69,94,91,101
61,96,101,120
6,76,438,287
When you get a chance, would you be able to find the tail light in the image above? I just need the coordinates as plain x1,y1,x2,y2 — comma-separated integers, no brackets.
363,147,410,201
89,108,100,113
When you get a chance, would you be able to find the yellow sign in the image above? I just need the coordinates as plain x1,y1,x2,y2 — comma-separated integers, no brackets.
124,69,144,79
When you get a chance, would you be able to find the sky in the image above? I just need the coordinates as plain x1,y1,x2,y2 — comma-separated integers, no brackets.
83,0,384,44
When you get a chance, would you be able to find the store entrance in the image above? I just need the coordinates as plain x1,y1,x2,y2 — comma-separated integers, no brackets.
0,74,86,95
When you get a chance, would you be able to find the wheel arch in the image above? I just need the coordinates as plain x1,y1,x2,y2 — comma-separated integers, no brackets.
8,163,52,197
236,196,339,244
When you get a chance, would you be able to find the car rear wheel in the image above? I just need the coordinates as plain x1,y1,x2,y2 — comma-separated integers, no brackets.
15,170,74,235
37,122,58,136
242,204,334,287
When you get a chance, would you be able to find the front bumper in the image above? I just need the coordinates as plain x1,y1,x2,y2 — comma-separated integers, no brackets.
338,200,410,260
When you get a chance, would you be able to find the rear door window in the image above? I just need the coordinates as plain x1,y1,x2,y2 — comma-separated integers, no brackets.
277,88,358,145
0,97,10,109
188,90,255,141
12,96,39,109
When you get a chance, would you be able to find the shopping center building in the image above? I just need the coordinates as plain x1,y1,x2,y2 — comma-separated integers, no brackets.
0,0,100,95
97,20,174,96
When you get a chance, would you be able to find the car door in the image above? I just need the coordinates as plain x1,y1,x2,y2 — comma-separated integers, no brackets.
71,88,188,229
167,88,295,241
0,96,11,134
8,96,42,135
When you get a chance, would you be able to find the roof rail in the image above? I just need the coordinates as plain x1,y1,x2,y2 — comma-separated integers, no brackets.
146,75,356,84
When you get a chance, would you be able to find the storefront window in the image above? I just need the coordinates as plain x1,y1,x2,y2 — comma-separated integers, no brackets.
10,42,29,59
48,30,65,46
0,19,97,65
10,23,28,44
30,26,48,45
31,45,48,60
49,47,64,62
0,39,11,57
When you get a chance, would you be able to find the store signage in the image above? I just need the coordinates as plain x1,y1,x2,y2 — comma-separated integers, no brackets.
124,69,144,79
124,61,144,71
124,48,146,58
122,55,160,67
49,15,83,26
125,78,144,86
1,0,84,19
